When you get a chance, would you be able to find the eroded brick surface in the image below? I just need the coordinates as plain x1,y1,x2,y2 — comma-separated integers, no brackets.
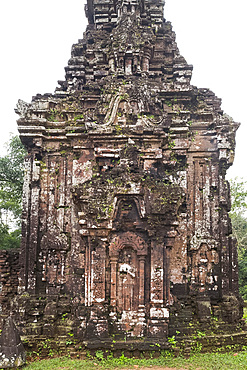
0,251,19,319
1,0,242,344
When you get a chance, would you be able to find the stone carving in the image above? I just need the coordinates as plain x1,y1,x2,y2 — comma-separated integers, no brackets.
118,247,138,311
0,0,240,348
0,317,26,368
190,228,217,251
191,242,219,293
40,227,70,251
15,99,30,119
109,232,148,256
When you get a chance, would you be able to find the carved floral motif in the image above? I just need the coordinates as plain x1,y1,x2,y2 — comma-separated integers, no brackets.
109,232,148,256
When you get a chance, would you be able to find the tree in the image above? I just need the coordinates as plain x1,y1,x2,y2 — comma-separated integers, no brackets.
0,135,26,249
229,178,247,255
229,178,247,299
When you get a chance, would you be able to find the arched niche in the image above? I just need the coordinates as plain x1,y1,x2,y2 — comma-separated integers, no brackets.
113,197,144,228
109,232,148,310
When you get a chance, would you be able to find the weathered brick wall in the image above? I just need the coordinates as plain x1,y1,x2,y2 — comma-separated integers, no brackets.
0,250,20,326
12,0,242,346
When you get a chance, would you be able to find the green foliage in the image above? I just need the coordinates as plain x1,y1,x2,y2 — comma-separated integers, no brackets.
231,213,247,257
0,224,21,249
95,350,104,361
229,178,247,215
167,335,177,346
239,249,247,299
229,179,247,248
0,135,26,249
22,350,247,370
229,178,247,299
73,114,84,122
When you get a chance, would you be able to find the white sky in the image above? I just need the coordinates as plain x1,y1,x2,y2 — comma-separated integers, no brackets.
0,0,246,181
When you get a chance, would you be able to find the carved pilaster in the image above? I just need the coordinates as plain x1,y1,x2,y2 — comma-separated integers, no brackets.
110,256,118,307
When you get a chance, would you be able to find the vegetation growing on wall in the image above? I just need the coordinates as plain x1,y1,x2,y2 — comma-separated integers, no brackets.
1,135,247,303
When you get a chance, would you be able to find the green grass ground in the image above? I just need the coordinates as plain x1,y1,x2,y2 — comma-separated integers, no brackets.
21,350,247,370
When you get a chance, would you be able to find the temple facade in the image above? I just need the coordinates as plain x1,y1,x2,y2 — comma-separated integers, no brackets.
4,0,242,345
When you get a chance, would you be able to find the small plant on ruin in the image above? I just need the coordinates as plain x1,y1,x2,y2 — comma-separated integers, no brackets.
95,350,104,361
168,335,177,347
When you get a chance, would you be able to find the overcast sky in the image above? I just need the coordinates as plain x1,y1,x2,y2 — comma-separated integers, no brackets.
0,0,246,181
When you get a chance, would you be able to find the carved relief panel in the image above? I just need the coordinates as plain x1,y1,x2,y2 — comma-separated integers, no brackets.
109,232,148,313
117,247,138,312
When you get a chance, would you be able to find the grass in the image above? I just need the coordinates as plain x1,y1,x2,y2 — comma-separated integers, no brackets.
21,350,247,370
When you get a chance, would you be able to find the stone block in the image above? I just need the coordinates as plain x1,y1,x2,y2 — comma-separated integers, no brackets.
0,317,26,368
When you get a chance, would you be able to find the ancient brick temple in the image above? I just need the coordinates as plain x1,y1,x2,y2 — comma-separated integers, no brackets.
10,0,242,345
